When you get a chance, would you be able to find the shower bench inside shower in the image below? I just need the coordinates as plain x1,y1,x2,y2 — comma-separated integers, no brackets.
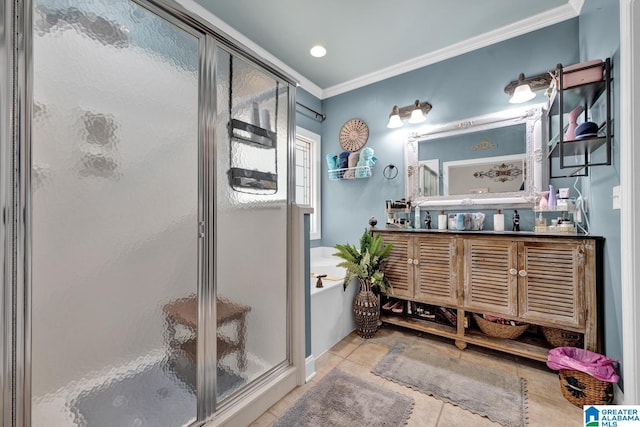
163,297,251,371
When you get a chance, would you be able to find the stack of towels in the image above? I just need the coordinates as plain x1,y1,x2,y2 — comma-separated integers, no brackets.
326,147,377,179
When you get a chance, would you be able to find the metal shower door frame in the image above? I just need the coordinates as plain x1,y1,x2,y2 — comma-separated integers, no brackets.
4,0,299,425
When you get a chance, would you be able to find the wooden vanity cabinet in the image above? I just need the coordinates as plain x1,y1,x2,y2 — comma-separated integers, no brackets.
463,237,588,329
375,230,602,362
382,232,457,306
381,232,415,298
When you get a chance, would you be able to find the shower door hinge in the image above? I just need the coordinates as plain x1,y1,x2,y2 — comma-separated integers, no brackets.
199,221,205,238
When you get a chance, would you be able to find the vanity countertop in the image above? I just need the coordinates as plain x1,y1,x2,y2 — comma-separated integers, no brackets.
374,227,603,240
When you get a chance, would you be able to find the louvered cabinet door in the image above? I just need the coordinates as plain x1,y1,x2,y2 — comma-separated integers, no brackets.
463,238,518,317
378,233,414,298
414,235,457,306
517,241,585,328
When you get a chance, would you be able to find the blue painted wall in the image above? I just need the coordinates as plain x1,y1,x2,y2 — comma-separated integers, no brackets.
319,19,580,247
296,3,623,377
296,87,323,135
295,87,324,249
577,0,622,377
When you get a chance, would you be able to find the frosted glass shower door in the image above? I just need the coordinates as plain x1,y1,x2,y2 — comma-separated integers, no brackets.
31,1,201,426
214,48,290,400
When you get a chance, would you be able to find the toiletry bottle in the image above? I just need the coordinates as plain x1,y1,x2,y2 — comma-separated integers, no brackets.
455,213,465,230
512,210,520,231
414,206,421,229
438,210,447,230
548,185,557,207
448,214,456,230
493,209,505,232
535,212,547,229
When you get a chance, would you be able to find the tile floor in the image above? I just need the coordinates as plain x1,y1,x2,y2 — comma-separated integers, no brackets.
250,325,585,427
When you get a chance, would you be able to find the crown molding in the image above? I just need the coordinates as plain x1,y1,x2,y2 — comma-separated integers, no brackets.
175,0,323,99
172,0,578,101
321,3,579,99
569,0,585,14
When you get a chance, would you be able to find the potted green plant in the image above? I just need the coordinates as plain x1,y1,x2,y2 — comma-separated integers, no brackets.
334,229,393,338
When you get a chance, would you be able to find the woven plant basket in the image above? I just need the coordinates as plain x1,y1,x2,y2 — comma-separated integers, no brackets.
473,313,529,340
542,327,583,348
559,369,614,407
353,278,380,339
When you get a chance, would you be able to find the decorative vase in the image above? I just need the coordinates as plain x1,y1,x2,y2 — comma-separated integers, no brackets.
565,106,583,141
538,191,549,209
353,278,380,338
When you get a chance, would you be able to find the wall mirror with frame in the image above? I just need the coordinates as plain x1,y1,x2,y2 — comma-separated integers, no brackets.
405,105,547,209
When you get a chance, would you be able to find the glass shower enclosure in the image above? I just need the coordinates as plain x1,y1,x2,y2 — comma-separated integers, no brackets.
30,1,201,425
3,0,296,425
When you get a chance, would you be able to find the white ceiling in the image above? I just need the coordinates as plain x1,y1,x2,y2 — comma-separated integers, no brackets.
187,0,584,99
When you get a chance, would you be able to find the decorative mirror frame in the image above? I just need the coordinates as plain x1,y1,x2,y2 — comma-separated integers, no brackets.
405,104,547,209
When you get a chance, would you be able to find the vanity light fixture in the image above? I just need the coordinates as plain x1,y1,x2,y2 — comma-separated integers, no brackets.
386,100,432,128
504,72,552,104
408,100,427,124
387,105,403,128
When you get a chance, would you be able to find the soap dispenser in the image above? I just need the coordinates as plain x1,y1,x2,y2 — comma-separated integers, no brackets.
512,210,520,231
424,211,432,229
535,211,547,229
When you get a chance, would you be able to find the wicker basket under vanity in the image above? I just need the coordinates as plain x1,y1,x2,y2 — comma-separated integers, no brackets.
473,313,529,340
542,327,583,348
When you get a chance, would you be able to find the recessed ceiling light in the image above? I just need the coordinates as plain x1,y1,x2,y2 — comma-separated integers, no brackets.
310,45,326,58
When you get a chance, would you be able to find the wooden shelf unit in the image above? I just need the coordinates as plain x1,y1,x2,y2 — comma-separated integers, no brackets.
374,229,603,361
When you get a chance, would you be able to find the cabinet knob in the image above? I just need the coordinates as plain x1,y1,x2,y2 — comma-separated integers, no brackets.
407,258,413,265
519,270,527,277
509,268,518,275
413,259,419,265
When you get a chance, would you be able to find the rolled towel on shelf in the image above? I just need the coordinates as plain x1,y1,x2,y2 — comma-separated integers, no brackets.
343,151,360,179
338,151,350,179
326,153,339,179
355,147,377,178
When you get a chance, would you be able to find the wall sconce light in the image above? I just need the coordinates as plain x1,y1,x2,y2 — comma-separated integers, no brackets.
386,100,432,128
504,72,552,104
387,105,403,128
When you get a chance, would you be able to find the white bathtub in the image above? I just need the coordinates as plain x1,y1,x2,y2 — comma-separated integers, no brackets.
309,247,358,360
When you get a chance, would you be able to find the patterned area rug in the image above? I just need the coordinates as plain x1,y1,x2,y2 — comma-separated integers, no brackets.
372,343,528,427
275,369,413,427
